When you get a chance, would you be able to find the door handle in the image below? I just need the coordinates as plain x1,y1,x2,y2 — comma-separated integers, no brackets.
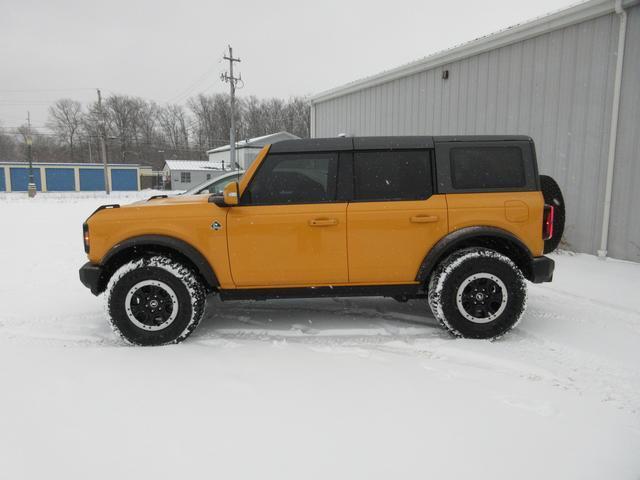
410,215,439,223
309,218,338,227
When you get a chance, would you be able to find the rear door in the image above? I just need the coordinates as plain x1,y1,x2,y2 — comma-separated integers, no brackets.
347,149,448,283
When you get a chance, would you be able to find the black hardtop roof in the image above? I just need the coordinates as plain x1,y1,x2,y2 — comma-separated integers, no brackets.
269,135,532,153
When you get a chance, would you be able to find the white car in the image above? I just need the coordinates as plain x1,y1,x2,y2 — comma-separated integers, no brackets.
182,170,245,196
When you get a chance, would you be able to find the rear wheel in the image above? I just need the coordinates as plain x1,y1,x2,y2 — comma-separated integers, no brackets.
540,175,565,253
106,255,206,346
428,248,527,340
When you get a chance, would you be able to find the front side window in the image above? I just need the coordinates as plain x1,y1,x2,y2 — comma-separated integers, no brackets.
242,153,338,205
180,172,191,183
353,150,431,201
450,146,525,189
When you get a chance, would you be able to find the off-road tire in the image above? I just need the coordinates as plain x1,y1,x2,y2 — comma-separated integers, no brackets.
540,174,565,253
105,255,206,346
428,248,527,340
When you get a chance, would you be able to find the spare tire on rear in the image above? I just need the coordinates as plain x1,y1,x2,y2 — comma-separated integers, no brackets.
540,175,565,253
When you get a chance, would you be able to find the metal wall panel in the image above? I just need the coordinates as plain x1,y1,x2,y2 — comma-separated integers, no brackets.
313,11,640,260
79,169,105,191
10,167,41,191
110,169,138,191
0,168,5,191
609,5,640,261
45,168,75,191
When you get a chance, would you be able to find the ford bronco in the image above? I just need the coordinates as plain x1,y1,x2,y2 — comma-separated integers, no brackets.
79,136,564,345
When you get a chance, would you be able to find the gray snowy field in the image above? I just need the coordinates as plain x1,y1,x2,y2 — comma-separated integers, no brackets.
0,192,639,479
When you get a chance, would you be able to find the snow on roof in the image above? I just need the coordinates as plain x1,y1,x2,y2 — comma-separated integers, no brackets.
164,160,222,171
206,131,299,154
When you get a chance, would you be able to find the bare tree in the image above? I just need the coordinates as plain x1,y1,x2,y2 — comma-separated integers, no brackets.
1,92,311,168
242,95,267,138
188,93,231,149
136,100,159,148
283,96,311,138
12,124,64,162
157,104,189,150
0,122,17,160
47,99,83,161
104,94,143,161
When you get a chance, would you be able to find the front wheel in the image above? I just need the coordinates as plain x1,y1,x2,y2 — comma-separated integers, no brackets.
105,255,207,346
428,248,527,340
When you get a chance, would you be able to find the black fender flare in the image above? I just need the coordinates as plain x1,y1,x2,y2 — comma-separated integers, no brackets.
415,226,535,283
101,235,219,289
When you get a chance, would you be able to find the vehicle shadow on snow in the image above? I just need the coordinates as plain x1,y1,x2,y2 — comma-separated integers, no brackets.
193,295,447,344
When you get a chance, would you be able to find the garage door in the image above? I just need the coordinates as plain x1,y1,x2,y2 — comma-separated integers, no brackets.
10,167,42,191
79,169,105,191
45,168,75,191
111,169,137,191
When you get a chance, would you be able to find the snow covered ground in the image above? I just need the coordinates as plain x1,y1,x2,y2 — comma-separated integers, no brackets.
0,192,639,479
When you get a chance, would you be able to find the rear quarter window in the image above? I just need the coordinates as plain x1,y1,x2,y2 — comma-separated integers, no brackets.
434,141,538,193
450,146,525,189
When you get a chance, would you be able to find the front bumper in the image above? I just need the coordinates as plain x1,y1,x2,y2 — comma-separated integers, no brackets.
79,262,103,296
529,256,555,283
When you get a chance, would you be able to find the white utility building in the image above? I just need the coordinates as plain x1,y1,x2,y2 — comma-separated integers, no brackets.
163,160,227,191
207,132,299,170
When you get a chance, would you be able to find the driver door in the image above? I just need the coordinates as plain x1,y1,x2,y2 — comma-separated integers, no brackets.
226,151,348,287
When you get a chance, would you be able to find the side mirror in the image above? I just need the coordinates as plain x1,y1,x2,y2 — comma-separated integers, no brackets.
209,181,239,207
223,181,239,206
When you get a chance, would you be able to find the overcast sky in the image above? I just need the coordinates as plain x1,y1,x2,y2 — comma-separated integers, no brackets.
0,0,579,129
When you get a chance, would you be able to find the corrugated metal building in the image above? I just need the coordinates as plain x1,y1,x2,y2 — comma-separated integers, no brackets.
310,0,640,261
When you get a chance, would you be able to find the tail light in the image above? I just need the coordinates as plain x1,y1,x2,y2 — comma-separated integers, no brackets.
543,205,554,240
83,223,90,253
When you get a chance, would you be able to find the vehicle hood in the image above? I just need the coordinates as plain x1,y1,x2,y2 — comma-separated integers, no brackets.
127,194,211,208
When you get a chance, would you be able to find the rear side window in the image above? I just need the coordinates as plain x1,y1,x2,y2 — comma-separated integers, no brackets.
242,153,338,205
354,150,431,201
450,146,525,189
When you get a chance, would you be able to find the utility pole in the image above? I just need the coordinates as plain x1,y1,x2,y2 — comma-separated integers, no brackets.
97,89,110,194
26,111,36,198
221,45,241,171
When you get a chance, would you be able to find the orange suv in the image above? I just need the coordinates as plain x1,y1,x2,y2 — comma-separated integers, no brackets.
79,136,564,345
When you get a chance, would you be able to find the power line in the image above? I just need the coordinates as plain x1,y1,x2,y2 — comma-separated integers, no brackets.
163,64,220,104
0,125,50,130
0,88,96,93
0,103,57,107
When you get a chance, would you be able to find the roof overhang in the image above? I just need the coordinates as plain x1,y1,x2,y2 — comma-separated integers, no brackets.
311,0,635,104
